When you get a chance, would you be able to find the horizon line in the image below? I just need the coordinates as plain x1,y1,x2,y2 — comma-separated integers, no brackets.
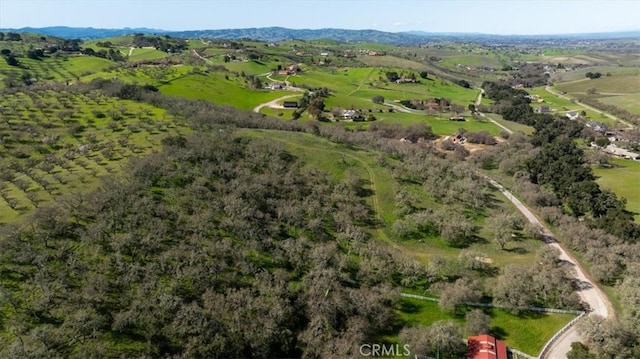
1,25,639,37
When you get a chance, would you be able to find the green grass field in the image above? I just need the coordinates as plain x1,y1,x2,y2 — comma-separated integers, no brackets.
556,75,640,95
554,74,640,116
365,112,502,136
128,47,170,61
398,297,576,356
593,158,640,222
598,93,640,115
159,72,292,110
554,66,640,83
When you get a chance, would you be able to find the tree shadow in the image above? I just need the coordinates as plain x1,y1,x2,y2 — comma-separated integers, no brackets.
490,326,507,340
482,192,504,210
398,300,421,314
573,279,593,291
503,247,528,254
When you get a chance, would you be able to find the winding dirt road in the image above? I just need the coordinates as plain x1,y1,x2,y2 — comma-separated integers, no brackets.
473,86,614,357
485,177,612,358
192,49,213,64
474,90,514,135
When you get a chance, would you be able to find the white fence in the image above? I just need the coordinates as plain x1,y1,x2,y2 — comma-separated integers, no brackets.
400,293,584,315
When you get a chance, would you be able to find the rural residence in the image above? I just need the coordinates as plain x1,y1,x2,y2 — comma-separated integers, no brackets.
467,335,507,359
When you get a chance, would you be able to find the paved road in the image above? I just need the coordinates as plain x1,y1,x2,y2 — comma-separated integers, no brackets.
485,177,612,358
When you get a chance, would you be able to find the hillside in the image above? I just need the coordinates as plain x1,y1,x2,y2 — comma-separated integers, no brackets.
0,30,639,358
3,26,640,44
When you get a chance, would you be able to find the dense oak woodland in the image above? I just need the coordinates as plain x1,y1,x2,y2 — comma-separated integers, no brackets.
0,80,638,357
0,129,406,357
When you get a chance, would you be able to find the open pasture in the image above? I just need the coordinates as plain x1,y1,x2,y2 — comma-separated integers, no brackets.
553,65,640,82
593,158,640,222
128,47,170,61
556,75,640,95
160,72,292,110
598,93,640,114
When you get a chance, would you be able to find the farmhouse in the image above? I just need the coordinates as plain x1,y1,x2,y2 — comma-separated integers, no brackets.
467,335,507,359
274,64,300,76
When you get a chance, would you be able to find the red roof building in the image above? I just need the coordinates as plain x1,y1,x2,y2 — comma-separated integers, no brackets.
467,335,507,359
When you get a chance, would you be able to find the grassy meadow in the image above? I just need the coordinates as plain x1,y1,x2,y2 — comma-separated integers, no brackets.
593,158,640,222
554,73,640,116
398,297,576,356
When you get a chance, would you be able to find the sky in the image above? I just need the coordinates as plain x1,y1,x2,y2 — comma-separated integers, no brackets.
1,0,639,35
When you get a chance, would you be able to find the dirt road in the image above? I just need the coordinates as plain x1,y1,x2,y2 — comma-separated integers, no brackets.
475,90,514,134
192,49,213,64
252,94,301,113
485,177,612,358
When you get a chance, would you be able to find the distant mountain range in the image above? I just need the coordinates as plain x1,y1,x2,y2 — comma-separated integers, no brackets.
2,26,639,44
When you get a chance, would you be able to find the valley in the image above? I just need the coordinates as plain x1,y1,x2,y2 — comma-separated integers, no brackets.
0,23,639,359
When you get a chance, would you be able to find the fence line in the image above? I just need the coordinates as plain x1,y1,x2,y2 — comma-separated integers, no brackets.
400,293,584,315
508,347,537,359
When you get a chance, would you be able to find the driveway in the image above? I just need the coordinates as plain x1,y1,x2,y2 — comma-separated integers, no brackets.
484,177,612,358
